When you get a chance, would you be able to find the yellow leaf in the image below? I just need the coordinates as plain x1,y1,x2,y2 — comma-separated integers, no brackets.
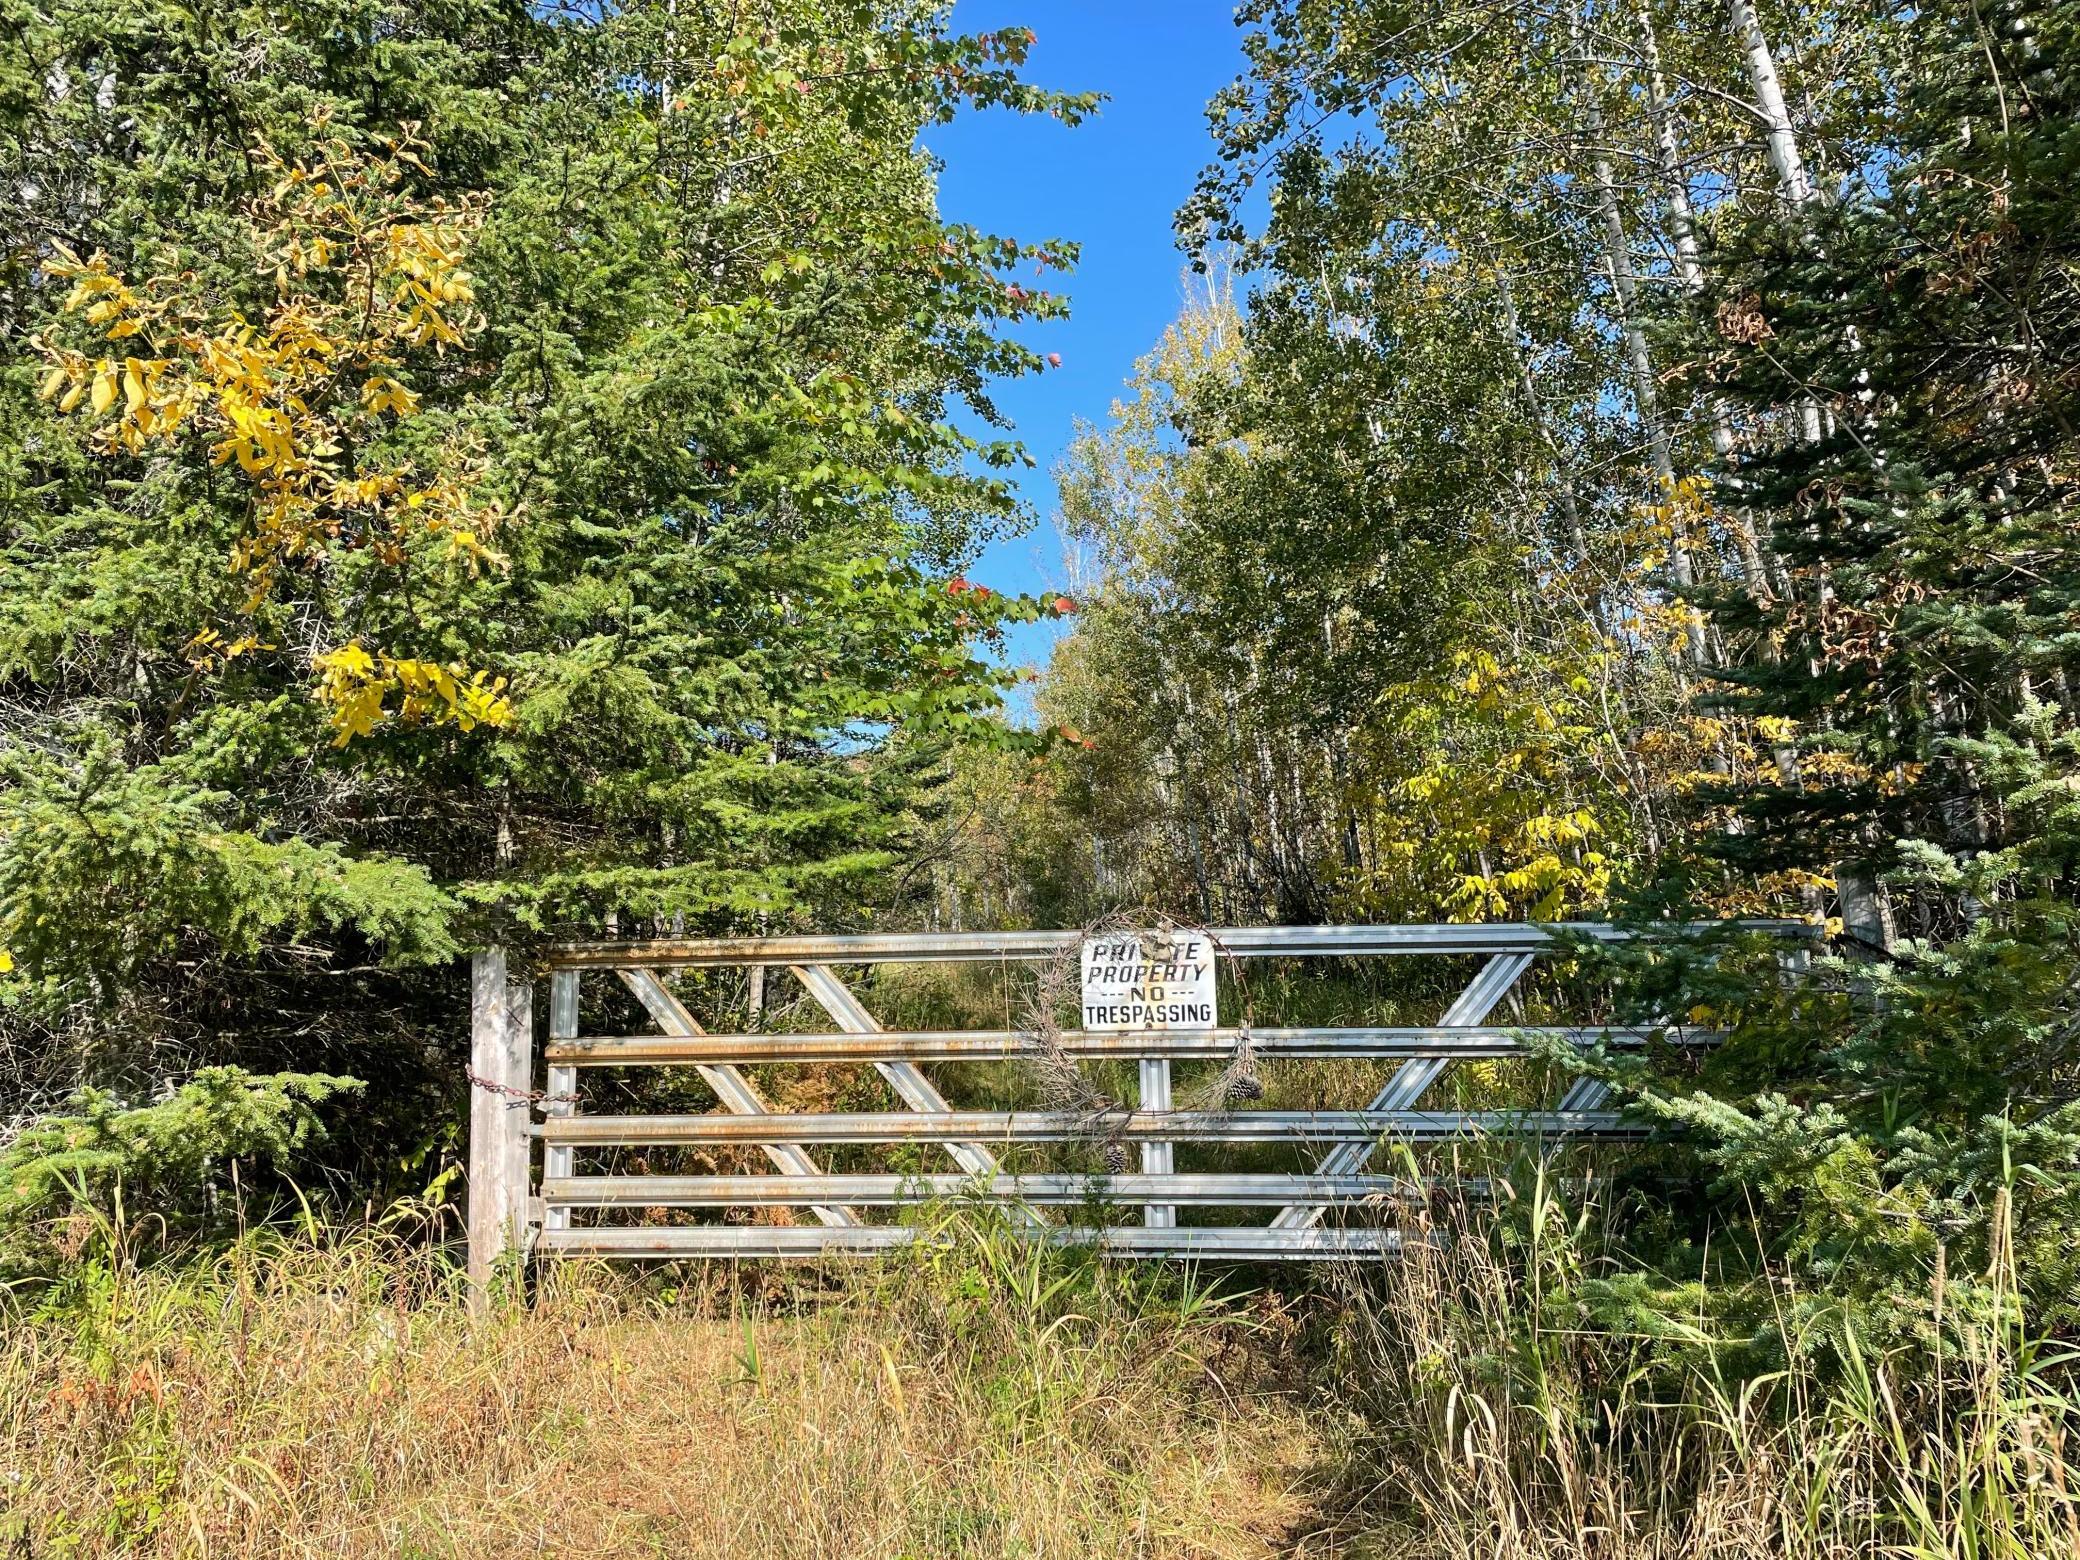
878,1341,907,1423
90,363,116,415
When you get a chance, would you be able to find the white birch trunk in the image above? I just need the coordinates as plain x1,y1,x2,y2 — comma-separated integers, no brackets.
1636,0,1772,598
1636,1,1705,293
1731,0,1824,443
1731,0,1812,204
1496,268,1590,562
1573,15,1709,665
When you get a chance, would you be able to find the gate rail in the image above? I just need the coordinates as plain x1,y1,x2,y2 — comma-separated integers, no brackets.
465,921,1810,1288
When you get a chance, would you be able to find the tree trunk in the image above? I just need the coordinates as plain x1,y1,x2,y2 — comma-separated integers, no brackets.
1636,0,1773,598
1731,0,1825,442
1496,267,1590,562
1572,12,1710,667
1731,0,1813,203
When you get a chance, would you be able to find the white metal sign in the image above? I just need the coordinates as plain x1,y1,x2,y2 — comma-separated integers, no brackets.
1079,930,1218,1032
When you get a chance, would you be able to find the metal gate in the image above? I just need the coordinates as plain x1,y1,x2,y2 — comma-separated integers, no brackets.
464,922,1791,1282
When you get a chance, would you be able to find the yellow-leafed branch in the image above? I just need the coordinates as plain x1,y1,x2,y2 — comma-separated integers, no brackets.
35,121,509,743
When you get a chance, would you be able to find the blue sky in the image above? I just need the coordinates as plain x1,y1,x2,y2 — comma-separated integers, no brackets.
924,3,1249,681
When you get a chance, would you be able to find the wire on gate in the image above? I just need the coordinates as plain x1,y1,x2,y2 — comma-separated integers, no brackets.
1192,923,1264,1108
1015,910,1265,1172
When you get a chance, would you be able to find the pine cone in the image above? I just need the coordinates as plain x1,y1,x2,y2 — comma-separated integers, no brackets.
1225,1072,1265,1103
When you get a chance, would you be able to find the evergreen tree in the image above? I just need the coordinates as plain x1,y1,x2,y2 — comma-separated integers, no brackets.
1598,0,2080,1324
1687,0,2080,921
0,0,1088,1185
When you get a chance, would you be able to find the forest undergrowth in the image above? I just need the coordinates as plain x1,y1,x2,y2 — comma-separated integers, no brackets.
4,1185,2073,1560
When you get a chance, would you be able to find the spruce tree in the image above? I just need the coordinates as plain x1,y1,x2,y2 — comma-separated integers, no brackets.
0,0,1089,1185
1690,0,2080,917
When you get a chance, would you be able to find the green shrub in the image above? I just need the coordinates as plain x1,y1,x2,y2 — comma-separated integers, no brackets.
1,1067,361,1273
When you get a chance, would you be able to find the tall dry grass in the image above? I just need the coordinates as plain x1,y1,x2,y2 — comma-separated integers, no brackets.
0,1206,1314,1558
1308,1166,2080,1560
6,1184,2076,1559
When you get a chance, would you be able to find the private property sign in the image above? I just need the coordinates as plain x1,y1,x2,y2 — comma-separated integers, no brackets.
1079,930,1218,1031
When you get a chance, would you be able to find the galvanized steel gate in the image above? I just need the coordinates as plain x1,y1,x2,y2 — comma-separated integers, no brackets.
464,923,1760,1283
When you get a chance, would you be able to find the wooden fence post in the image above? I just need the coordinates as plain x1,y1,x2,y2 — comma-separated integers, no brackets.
468,948,534,1305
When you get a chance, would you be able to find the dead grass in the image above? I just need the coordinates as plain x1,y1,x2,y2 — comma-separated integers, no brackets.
7,1188,2076,1560
1299,1172,2080,1560
0,1218,1319,1558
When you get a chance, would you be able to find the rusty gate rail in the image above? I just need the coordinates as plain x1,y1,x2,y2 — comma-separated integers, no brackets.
465,921,1811,1283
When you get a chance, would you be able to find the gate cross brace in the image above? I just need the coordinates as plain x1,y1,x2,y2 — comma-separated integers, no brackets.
1272,952,1534,1230
791,963,1044,1227
619,969,860,1227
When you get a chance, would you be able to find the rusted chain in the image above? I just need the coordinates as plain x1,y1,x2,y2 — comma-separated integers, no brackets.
464,1068,579,1111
